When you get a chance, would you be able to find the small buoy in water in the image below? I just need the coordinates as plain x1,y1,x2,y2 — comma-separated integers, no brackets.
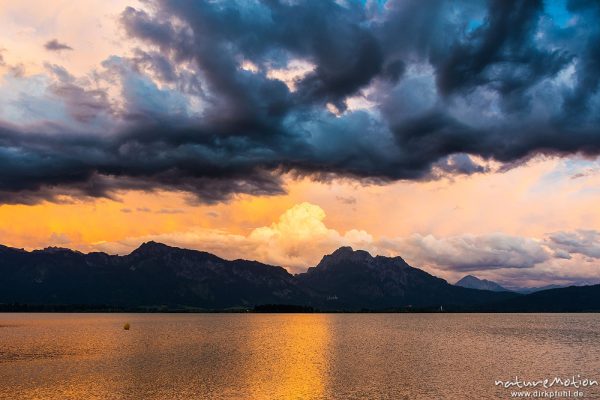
123,322,130,330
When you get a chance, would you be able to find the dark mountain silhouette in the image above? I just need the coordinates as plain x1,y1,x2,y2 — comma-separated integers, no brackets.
482,285,600,312
455,275,510,292
0,241,308,309
509,284,566,294
296,247,515,309
0,242,598,311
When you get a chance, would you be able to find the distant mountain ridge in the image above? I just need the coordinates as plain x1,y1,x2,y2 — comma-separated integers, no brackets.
0,242,598,312
509,284,566,294
0,241,308,309
455,275,510,292
296,247,511,309
482,285,600,312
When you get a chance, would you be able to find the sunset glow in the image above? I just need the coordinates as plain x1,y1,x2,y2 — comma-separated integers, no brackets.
1,0,600,288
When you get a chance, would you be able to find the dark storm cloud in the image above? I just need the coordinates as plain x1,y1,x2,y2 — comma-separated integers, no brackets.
2,0,600,204
435,0,571,104
130,49,178,83
44,39,73,51
561,0,600,119
0,120,286,204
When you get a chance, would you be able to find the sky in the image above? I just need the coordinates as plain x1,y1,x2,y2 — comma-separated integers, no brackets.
1,0,600,288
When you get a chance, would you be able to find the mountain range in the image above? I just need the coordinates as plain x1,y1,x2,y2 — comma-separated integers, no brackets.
454,274,569,294
0,242,598,312
455,275,509,292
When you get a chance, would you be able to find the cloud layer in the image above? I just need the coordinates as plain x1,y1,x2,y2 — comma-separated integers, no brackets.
92,202,600,286
2,0,600,204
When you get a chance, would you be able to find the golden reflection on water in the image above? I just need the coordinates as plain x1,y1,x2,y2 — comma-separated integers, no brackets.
243,315,330,399
1,313,600,400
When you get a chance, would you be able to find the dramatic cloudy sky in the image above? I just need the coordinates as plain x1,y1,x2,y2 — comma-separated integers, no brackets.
1,0,600,287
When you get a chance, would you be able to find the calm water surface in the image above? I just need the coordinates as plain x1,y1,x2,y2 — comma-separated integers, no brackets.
1,313,599,399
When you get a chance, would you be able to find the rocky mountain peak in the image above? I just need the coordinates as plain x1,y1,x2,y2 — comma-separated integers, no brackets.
35,247,81,255
319,246,373,266
455,275,509,292
130,241,176,257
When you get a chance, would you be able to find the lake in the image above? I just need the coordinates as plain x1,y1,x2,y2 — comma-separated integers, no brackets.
1,313,599,399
